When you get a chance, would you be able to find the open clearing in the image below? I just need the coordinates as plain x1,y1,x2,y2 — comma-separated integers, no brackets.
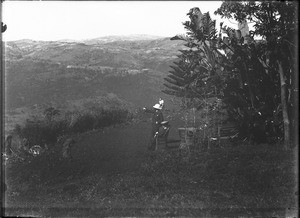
3,121,297,217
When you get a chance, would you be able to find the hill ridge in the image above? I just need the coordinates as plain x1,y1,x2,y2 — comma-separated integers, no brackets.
5,36,184,112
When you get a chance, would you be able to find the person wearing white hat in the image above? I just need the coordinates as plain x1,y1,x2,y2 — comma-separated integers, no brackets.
143,103,164,151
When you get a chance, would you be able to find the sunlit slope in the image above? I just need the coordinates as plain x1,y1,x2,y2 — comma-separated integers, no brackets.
5,36,184,110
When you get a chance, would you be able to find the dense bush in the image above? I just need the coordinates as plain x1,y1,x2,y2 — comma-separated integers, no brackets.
70,107,132,134
13,106,133,148
14,119,68,146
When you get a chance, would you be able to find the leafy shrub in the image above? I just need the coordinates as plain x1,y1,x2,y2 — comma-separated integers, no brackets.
70,107,131,133
14,119,68,146
13,106,133,149
71,113,96,133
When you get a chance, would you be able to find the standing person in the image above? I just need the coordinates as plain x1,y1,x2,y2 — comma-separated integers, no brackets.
155,121,171,149
143,103,164,151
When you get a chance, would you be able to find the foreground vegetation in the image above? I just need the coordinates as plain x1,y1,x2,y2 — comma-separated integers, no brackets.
164,2,298,149
5,139,297,217
16,106,132,140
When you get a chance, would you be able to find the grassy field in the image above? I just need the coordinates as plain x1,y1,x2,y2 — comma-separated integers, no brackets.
3,121,298,217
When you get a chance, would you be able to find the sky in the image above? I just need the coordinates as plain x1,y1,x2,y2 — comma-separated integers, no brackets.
2,1,241,41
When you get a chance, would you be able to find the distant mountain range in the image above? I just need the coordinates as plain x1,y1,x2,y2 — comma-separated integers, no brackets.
7,34,168,44
82,34,167,44
4,35,185,112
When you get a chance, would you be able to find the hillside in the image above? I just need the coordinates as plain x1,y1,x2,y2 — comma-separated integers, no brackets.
4,36,185,111
4,36,296,218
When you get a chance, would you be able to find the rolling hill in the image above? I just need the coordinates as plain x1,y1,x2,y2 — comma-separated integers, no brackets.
4,35,185,112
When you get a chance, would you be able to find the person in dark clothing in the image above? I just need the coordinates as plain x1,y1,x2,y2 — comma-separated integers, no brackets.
155,121,171,149
143,103,164,151
157,121,170,137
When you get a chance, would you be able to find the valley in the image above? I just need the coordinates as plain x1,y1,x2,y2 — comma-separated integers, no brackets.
4,35,185,133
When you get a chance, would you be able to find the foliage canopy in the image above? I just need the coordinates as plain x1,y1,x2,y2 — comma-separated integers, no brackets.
163,2,298,145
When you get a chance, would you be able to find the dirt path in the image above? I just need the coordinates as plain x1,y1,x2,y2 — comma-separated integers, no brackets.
73,122,153,174
23,120,182,184
73,120,181,173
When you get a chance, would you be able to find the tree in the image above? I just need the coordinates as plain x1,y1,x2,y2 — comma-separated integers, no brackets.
215,1,298,148
164,7,257,136
163,8,223,108
163,8,234,139
163,3,297,147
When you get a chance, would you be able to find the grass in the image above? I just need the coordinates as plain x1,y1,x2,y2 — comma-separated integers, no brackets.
4,138,297,217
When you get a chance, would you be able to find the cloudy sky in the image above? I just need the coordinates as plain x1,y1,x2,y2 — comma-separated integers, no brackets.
2,1,240,41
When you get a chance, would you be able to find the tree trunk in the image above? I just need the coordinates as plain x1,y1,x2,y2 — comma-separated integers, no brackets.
277,60,290,149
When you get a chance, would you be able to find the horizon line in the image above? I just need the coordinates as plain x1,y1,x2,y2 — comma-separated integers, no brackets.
3,34,177,42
